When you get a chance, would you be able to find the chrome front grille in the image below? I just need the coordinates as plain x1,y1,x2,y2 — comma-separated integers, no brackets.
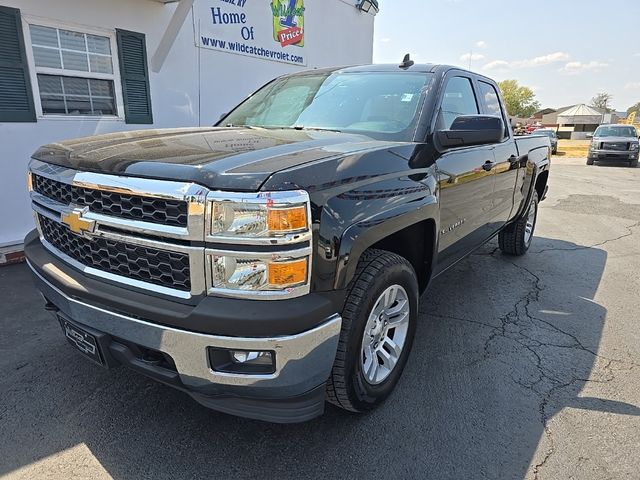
38,214,191,291
29,159,207,300
28,158,313,301
32,174,189,227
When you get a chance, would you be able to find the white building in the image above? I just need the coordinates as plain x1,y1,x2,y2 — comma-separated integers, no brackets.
556,104,604,140
0,0,376,258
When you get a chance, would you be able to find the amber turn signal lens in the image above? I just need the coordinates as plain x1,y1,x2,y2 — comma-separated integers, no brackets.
267,206,307,232
268,259,308,287
27,172,33,192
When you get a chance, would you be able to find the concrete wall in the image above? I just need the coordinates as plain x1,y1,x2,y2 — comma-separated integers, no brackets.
0,0,375,247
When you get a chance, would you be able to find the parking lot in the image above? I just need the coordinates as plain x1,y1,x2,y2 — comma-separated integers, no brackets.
1,157,639,480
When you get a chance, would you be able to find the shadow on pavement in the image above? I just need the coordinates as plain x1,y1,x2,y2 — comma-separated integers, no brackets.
0,236,624,479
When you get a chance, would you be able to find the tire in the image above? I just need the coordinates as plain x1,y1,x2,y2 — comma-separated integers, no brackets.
499,190,539,256
631,159,638,168
586,158,595,165
326,249,418,413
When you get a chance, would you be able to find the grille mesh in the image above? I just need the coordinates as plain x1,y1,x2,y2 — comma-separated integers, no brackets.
38,214,191,291
32,174,188,227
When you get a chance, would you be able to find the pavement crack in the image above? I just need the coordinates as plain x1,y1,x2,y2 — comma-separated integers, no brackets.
483,257,628,479
532,220,640,254
430,313,496,330
432,229,638,479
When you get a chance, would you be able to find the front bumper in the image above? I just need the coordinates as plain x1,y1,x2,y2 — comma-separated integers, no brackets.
588,149,638,160
26,237,343,423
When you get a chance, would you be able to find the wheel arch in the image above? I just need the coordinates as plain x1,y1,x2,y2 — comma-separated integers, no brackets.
334,199,439,294
535,169,549,201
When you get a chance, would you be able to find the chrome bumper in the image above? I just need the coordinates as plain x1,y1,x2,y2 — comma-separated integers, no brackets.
29,262,342,399
589,149,638,159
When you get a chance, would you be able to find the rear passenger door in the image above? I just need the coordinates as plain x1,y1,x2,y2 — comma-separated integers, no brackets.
476,79,521,225
434,74,498,273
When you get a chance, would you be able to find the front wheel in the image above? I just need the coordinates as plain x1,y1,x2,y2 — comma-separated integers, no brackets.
499,190,539,256
326,249,418,413
586,157,595,165
631,159,638,168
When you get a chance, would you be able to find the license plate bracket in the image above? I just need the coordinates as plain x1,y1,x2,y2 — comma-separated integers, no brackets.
58,316,105,367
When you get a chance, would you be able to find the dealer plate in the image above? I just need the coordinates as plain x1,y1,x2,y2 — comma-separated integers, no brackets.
59,316,104,366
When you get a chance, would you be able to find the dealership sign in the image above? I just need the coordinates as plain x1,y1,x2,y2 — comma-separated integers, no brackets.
196,0,307,66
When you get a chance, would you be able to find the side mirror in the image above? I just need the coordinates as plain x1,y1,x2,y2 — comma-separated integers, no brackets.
586,133,593,139
436,115,504,148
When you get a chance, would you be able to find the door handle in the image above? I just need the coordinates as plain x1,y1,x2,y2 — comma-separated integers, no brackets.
482,160,495,171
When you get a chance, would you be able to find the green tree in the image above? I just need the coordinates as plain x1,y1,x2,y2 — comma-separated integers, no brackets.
627,102,640,115
497,80,541,118
590,92,614,112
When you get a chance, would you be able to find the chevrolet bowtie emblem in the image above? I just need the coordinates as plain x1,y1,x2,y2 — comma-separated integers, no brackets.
61,208,96,236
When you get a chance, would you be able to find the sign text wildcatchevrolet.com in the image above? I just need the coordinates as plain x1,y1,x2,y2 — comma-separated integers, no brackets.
197,0,306,65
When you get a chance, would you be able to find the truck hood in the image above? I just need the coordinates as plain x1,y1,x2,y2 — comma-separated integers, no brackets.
32,127,395,191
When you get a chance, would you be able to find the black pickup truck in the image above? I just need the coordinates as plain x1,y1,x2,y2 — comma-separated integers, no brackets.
25,61,550,423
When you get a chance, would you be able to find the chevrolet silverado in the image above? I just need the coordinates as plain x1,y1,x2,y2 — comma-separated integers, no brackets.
25,60,551,422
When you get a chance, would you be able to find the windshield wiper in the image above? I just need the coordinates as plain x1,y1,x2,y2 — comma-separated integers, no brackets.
292,125,343,133
224,124,263,129
225,125,343,133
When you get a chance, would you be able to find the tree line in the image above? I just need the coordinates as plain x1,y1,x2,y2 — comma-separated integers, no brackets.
497,80,639,119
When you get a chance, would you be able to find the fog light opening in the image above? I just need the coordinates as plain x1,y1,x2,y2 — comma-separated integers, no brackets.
208,348,276,375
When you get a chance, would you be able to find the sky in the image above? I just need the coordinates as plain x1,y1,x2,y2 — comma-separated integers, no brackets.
372,0,640,112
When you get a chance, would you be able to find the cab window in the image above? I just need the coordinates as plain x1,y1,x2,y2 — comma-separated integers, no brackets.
437,76,478,130
478,80,509,139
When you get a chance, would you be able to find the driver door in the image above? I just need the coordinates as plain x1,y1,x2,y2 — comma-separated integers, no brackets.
434,75,497,273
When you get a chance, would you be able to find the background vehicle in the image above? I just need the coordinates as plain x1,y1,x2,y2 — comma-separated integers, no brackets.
587,124,639,167
25,61,551,423
534,129,558,154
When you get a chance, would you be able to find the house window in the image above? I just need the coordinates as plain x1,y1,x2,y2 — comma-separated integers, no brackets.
29,25,117,116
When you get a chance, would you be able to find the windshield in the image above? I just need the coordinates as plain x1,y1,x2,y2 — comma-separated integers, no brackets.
220,72,432,141
594,126,637,138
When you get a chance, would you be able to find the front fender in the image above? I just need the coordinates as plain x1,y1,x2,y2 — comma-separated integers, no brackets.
333,195,439,291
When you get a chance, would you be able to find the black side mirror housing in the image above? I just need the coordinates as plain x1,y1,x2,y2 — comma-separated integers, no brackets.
437,115,504,148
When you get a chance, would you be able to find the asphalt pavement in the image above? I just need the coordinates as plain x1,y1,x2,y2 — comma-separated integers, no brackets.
1,157,639,479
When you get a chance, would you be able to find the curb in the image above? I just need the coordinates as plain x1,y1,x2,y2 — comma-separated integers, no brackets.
0,245,25,266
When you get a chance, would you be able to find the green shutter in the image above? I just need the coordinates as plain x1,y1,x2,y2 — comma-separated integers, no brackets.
116,29,153,124
0,6,36,122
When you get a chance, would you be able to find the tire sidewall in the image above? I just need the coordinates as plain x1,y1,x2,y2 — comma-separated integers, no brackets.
344,261,418,409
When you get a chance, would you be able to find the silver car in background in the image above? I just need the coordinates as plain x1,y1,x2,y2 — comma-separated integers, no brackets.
587,124,639,167
534,129,558,155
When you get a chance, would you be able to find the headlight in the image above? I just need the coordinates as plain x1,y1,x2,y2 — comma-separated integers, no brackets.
205,190,312,299
631,143,639,151
206,190,311,244
206,248,311,299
